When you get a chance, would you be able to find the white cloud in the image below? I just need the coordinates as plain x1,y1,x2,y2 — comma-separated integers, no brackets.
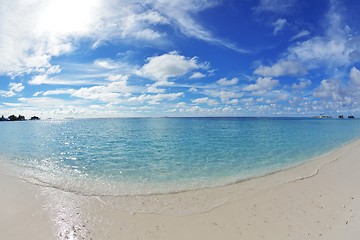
137,51,202,84
4,97,128,119
0,90,14,98
286,1,359,69
0,82,25,97
227,99,239,105
292,79,311,90
288,38,350,67
176,102,187,108
9,82,25,93
243,77,279,95
272,18,287,35
216,77,239,86
204,89,243,102
192,97,218,106
188,87,198,93
313,79,343,101
349,67,360,86
290,30,310,41
94,59,120,70
0,0,170,77
46,65,62,74
0,0,247,77
313,67,360,106
71,80,134,103
42,89,76,96
28,74,97,86
256,1,360,81
36,74,141,104
189,72,206,79
0,0,98,76
222,106,236,113
254,60,307,77
146,85,166,93
128,92,184,105
106,74,130,82
18,97,73,106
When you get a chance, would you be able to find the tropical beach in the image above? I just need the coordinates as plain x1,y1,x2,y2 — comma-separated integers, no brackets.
2,0,360,239
1,136,360,239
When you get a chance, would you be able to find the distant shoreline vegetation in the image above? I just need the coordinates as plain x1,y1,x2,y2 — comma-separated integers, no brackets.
0,115,40,121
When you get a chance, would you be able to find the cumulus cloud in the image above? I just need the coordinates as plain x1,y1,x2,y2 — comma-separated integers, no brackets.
272,18,287,35
0,82,25,97
94,59,120,70
243,77,279,95
106,74,130,82
137,51,203,85
204,89,243,103
71,78,136,103
37,74,141,104
288,38,351,68
146,85,166,94
189,72,206,79
286,1,359,69
9,82,25,93
0,0,246,77
254,60,307,77
255,1,360,80
313,79,343,101
292,79,311,90
128,92,184,105
216,77,239,86
42,89,76,96
0,0,100,76
313,67,360,106
349,67,360,86
192,97,218,106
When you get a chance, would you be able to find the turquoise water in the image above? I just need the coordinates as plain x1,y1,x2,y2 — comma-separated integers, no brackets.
0,117,360,195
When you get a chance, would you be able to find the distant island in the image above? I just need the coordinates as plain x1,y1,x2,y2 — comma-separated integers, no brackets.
0,115,40,121
312,114,356,119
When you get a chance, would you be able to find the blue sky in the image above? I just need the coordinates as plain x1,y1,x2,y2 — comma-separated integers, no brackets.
1,0,360,118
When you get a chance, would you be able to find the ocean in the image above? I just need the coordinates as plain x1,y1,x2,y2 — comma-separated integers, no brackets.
0,117,359,196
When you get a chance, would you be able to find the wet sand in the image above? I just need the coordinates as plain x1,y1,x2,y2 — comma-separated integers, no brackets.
1,139,360,239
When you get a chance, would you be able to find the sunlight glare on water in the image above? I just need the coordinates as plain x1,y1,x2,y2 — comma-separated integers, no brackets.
1,117,360,195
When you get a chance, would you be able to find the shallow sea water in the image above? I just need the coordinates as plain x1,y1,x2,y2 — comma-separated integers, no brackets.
0,117,359,195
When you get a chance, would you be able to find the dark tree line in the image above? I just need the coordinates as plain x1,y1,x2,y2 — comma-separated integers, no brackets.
0,115,40,121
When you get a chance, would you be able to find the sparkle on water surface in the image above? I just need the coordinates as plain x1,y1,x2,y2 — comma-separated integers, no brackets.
1,117,360,195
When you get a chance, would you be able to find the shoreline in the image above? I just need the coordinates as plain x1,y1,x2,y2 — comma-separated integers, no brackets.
1,140,360,239
0,137,356,198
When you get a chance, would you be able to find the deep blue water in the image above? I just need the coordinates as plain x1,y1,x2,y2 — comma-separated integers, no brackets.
0,117,359,195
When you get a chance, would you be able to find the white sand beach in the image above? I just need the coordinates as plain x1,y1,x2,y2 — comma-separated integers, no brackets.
1,139,360,239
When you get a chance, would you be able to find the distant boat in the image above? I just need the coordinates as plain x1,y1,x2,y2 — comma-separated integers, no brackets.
348,115,355,119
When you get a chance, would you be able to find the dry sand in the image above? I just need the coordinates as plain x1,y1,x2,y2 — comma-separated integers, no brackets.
1,139,360,239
